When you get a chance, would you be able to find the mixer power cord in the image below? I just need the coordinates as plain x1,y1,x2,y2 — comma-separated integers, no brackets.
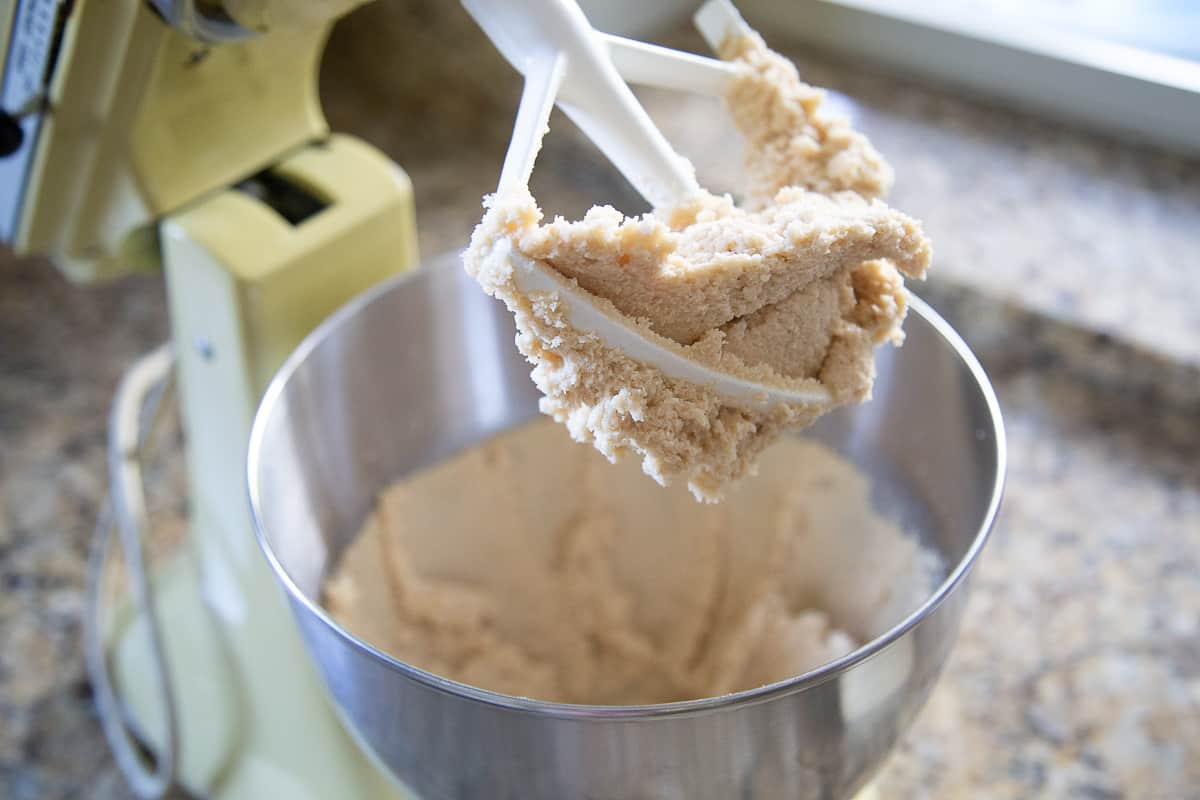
82,343,180,799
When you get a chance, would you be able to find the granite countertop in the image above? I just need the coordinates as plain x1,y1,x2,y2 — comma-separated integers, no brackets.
2,3,1198,798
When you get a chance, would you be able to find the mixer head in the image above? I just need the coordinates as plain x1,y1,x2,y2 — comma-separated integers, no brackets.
0,0,363,280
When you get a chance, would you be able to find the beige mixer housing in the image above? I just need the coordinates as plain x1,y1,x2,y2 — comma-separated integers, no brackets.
2,1,421,797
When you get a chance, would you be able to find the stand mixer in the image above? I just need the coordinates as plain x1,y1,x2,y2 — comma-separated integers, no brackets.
3,1,1004,797
2,1,419,796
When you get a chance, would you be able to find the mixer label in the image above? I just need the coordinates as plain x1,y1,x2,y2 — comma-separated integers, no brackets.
1,0,67,242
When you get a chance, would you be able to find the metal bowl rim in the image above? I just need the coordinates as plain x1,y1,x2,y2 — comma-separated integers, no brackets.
247,259,1007,721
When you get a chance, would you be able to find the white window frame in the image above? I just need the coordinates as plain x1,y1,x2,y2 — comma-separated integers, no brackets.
740,0,1200,156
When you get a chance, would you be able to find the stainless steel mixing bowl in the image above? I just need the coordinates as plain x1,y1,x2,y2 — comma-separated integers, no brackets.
248,253,1005,800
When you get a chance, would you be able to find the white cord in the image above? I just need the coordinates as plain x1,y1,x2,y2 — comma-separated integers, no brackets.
82,343,179,799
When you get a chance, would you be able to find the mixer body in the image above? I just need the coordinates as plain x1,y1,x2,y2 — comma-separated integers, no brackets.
107,134,418,798
2,1,419,796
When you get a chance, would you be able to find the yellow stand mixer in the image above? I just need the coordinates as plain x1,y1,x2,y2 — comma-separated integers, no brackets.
2,1,418,795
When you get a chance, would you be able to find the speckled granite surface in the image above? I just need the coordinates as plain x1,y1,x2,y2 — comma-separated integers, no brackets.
2,3,1198,798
